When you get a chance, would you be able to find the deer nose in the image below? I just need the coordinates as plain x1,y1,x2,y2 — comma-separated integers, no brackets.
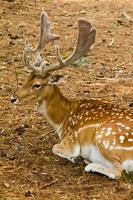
10,96,18,104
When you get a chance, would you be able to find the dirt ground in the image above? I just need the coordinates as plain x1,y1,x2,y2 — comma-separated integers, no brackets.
0,0,133,199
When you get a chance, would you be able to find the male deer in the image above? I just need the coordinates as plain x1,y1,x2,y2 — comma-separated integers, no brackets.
11,11,133,179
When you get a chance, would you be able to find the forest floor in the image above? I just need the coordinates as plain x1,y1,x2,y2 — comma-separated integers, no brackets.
0,0,133,199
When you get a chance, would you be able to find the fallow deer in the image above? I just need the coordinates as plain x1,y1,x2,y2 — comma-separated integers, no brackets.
11,11,133,179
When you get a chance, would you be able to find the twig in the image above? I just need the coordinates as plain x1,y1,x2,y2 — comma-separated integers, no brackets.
108,38,114,47
40,178,58,189
39,129,55,138
122,12,133,22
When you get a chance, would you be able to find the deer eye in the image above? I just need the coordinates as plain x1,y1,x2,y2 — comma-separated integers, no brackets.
32,83,41,89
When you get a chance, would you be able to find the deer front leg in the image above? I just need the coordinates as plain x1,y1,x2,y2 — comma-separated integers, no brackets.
84,163,122,179
52,137,80,164
84,159,91,165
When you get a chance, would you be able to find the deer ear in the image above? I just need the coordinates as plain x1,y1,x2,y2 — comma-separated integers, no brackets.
48,75,66,85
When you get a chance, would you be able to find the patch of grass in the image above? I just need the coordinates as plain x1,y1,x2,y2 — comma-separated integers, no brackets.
71,57,90,67
0,136,6,143
121,170,133,183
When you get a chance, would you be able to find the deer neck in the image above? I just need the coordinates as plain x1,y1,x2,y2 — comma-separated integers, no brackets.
37,85,72,136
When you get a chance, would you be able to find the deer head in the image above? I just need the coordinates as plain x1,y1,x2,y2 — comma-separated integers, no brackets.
10,11,96,104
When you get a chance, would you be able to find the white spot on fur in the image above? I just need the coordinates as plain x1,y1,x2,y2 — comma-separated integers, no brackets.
128,138,133,142
125,127,130,130
117,122,122,126
98,139,102,143
119,135,125,143
103,140,110,149
115,146,133,151
112,132,116,135
112,139,116,145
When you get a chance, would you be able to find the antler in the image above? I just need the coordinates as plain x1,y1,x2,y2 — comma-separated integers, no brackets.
41,19,96,74
23,11,96,75
23,11,60,68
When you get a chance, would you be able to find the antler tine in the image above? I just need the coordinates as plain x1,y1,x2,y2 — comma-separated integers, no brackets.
35,11,60,52
41,19,96,74
23,10,60,69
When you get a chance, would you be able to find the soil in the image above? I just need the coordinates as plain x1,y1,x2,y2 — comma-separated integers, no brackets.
0,0,133,199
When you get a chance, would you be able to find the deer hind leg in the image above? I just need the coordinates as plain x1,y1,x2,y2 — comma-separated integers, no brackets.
52,137,80,164
84,163,122,179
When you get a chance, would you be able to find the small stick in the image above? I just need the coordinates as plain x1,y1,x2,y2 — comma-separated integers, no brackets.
122,12,133,22
108,38,114,47
40,178,58,189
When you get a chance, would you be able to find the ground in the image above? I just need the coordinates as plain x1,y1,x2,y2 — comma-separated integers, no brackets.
0,0,133,199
